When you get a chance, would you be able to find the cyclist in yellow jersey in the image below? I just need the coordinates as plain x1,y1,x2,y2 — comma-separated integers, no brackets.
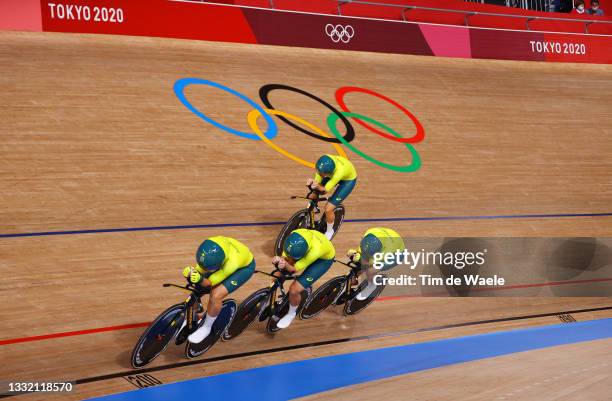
271,228,335,329
307,154,357,239
347,227,404,300
181,236,255,343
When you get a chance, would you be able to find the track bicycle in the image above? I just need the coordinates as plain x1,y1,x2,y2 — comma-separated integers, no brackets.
222,266,311,340
274,186,345,256
300,259,387,319
130,282,236,367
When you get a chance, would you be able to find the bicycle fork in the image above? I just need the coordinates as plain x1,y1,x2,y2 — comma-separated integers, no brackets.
260,283,279,322
308,208,316,229
270,285,281,318
337,270,357,305
184,295,203,332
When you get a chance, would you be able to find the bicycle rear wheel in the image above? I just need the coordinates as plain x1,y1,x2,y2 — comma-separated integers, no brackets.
331,205,345,239
131,303,185,368
185,299,237,359
266,288,311,334
275,209,309,256
300,276,347,320
316,204,345,238
222,288,270,341
343,276,387,316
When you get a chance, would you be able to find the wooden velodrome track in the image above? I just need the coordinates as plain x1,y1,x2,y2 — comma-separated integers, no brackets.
1,31,612,400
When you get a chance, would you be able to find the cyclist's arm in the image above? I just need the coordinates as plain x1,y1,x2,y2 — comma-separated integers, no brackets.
280,252,298,273
294,248,321,272
310,173,327,193
208,263,239,286
323,174,341,192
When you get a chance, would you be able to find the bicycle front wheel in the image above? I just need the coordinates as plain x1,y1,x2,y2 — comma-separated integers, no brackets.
130,303,185,368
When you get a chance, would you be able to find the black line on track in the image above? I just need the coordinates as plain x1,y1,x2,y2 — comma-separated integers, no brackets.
2,212,612,238
2,305,611,399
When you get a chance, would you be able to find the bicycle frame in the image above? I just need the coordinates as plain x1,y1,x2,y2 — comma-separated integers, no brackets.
163,282,209,332
290,186,328,229
333,259,363,299
254,268,297,317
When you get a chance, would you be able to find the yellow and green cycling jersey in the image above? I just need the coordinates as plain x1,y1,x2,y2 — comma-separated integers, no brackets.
360,227,405,255
314,154,357,193
283,229,335,272
203,236,254,286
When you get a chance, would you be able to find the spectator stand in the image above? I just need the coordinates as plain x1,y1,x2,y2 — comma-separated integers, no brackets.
200,0,612,34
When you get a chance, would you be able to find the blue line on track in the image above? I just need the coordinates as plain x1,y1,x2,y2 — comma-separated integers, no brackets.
88,318,612,401
2,212,611,239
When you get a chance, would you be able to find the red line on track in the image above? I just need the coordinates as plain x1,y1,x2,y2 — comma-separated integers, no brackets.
0,322,150,346
1,277,610,346
469,277,612,292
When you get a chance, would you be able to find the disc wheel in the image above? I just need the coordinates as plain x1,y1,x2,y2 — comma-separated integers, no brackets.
330,205,345,240
275,209,309,256
315,204,345,238
130,303,185,368
344,276,387,316
266,288,311,334
185,299,237,359
222,288,270,341
300,276,347,320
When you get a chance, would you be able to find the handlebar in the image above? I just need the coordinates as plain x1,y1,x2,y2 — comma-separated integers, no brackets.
163,282,210,295
290,186,327,203
291,195,328,203
255,267,296,280
334,259,361,269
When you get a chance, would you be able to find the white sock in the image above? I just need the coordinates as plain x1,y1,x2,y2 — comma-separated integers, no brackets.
188,313,217,343
325,223,334,239
203,313,218,329
277,303,299,329
357,281,377,300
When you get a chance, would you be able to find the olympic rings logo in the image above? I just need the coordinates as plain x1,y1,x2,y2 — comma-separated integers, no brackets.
173,78,425,173
325,24,355,44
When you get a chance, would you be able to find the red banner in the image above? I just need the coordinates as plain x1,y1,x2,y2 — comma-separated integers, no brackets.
40,0,257,43
1,0,609,64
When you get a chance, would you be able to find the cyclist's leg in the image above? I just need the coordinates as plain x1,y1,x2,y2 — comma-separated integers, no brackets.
357,261,396,300
190,259,255,343
324,179,356,238
219,259,256,296
207,259,256,316
278,258,334,328
208,285,228,318
295,258,334,291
